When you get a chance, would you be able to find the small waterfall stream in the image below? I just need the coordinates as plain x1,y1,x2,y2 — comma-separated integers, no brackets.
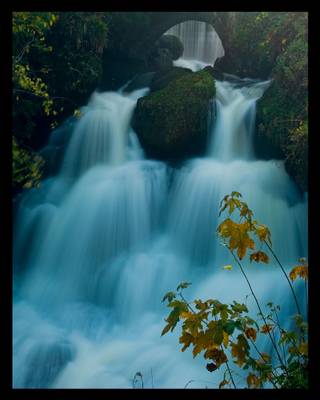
167,20,225,70
13,23,307,389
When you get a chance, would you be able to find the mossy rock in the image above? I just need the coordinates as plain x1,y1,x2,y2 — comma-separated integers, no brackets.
133,69,215,160
150,66,192,92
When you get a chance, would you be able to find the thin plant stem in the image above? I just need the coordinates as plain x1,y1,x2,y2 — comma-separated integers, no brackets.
264,242,301,315
247,337,279,388
229,249,288,376
234,202,301,315
272,309,288,367
305,278,308,319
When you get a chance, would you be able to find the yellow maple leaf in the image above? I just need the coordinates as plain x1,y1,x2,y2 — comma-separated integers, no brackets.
223,331,229,348
289,265,308,281
255,224,272,245
180,311,193,319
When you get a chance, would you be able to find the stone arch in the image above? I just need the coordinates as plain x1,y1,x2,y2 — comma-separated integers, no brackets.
126,12,231,60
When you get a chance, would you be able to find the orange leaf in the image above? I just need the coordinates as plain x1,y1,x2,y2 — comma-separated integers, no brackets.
245,327,257,341
247,373,261,388
250,251,269,264
260,324,274,334
289,265,308,281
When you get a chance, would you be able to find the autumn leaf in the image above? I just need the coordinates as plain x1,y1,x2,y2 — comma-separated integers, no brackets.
245,327,257,341
206,362,218,372
260,324,274,334
258,352,271,363
222,331,229,348
180,311,193,319
255,224,272,246
240,203,251,218
179,331,194,352
247,373,261,388
219,379,229,389
231,334,249,367
218,219,255,260
249,251,269,264
298,341,308,356
237,237,255,260
217,218,234,238
222,265,233,271
204,348,227,366
192,343,203,358
289,265,308,281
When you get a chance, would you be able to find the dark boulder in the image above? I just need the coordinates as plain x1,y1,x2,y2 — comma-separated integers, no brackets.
157,34,184,61
147,34,184,71
150,66,192,92
133,69,215,160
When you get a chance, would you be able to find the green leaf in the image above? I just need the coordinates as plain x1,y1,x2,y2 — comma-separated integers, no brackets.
213,323,224,346
176,282,192,291
162,291,176,303
161,323,171,336
224,320,236,335
231,191,242,198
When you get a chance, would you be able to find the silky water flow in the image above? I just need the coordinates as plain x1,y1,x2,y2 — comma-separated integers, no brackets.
13,23,307,389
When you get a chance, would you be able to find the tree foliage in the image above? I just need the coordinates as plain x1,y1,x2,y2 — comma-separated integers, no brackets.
12,136,44,192
162,192,308,389
12,12,109,193
218,12,308,191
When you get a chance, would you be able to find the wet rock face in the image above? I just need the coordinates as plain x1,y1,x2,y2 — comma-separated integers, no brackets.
150,66,192,92
133,69,216,161
147,34,184,71
156,34,184,61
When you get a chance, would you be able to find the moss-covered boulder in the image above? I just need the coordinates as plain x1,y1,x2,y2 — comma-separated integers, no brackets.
133,69,215,160
150,66,192,92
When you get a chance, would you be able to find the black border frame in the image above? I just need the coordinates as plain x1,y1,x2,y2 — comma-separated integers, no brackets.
1,1,318,399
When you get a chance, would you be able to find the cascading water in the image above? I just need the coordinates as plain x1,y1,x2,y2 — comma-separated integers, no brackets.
208,77,271,161
13,53,307,388
167,20,225,71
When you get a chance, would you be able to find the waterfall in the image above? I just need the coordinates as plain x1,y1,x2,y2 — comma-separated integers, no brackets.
208,77,272,161
13,55,307,388
167,20,225,71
